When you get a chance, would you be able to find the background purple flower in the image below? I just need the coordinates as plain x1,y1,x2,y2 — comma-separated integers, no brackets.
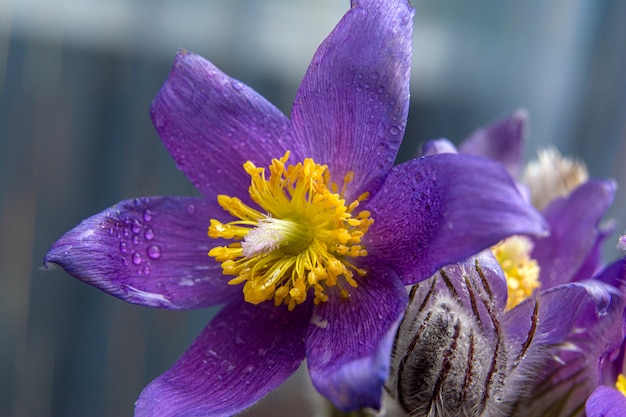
415,113,626,415
422,111,619,290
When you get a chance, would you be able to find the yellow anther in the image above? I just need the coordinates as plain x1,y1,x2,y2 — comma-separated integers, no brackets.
208,151,373,308
491,236,541,310
616,374,626,397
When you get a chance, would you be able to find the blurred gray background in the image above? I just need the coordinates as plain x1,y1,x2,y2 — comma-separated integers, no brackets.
1,0,626,416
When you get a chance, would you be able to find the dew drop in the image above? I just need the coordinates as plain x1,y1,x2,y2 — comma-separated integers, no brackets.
186,204,196,215
389,126,401,135
119,242,128,253
144,229,155,240
143,266,151,275
231,80,243,91
377,86,385,94
372,71,380,79
153,114,165,129
132,235,140,245
143,209,153,222
131,220,142,234
147,245,162,260
132,252,143,265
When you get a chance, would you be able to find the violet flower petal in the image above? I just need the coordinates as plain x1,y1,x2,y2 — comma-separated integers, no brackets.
290,0,413,200
364,153,547,285
305,267,407,410
509,280,625,416
135,300,311,417
586,386,626,417
420,138,458,156
595,258,626,293
151,50,293,201
532,179,616,288
504,281,619,349
44,197,239,309
459,109,528,179
571,220,616,282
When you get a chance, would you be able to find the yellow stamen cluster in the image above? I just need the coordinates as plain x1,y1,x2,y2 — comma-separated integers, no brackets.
491,235,541,310
208,151,373,310
617,374,626,397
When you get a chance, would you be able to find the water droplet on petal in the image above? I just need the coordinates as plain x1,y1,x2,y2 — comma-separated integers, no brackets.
186,204,196,215
132,252,143,265
153,114,167,129
132,235,140,245
147,245,162,260
143,266,151,275
390,126,401,135
377,86,385,94
144,229,155,240
143,209,153,222
231,80,243,91
119,242,128,253
131,220,142,234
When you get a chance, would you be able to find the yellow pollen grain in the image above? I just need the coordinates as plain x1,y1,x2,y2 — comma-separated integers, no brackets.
616,374,626,397
491,235,541,310
207,151,373,310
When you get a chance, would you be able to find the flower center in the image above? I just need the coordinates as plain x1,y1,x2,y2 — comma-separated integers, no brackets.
208,151,373,310
491,236,541,310
522,148,588,210
617,374,626,397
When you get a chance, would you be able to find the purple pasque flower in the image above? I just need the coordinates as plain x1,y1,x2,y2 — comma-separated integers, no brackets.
420,113,626,415
421,111,617,296
43,0,546,415
381,251,625,417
